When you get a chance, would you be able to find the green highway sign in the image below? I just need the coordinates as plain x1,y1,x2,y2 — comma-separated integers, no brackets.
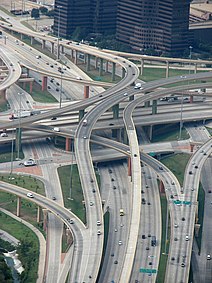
140,268,157,274
173,200,191,205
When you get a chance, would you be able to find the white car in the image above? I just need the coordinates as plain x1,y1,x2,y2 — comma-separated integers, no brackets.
27,192,34,198
118,240,123,245
97,220,101,226
1,133,8,137
207,254,211,260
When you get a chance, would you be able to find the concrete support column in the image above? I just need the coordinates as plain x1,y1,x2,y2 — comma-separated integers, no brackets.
43,209,48,232
123,128,128,145
0,89,6,98
122,68,126,79
148,125,153,141
194,64,197,74
42,76,48,91
140,59,144,76
37,206,41,223
29,81,33,93
159,180,165,194
111,62,116,81
31,36,34,45
65,137,72,151
57,42,60,60
194,224,201,238
105,61,109,73
20,33,23,40
42,39,46,49
145,100,150,107
190,143,195,153
61,45,64,54
189,95,193,103
66,228,73,245
95,57,98,69
116,129,122,142
50,42,54,54
17,196,21,217
74,50,78,65
112,104,119,119
152,100,157,114
129,95,134,101
166,61,169,78
84,85,89,99
86,54,91,72
70,49,74,58
127,157,132,177
79,109,85,121
99,58,103,77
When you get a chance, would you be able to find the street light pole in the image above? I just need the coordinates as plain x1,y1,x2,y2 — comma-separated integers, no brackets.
189,46,193,75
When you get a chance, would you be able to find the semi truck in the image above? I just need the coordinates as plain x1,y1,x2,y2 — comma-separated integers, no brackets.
9,110,32,120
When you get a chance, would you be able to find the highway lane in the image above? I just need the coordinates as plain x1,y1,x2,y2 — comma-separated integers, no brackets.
186,124,212,283
165,138,212,283
98,162,131,282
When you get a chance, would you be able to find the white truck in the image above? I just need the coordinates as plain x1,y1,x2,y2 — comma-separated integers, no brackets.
9,110,32,120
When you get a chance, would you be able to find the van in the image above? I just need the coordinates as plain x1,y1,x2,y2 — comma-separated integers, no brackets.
134,83,142,89
82,119,87,126
53,127,60,132
120,209,124,216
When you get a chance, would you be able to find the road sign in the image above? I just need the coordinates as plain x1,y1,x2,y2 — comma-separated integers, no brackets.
173,200,191,205
140,268,157,274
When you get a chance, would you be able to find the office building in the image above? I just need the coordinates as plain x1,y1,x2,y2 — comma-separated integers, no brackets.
116,0,191,56
54,0,117,39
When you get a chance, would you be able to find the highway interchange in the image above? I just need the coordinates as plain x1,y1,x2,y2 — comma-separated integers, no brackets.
0,13,212,283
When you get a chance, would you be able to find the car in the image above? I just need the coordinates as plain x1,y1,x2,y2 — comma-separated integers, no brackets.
147,202,151,205
92,189,96,193
114,260,118,264
111,253,114,257
56,88,59,92
115,229,118,232
52,197,56,200
47,86,51,89
1,133,8,137
118,240,122,245
195,165,198,169
36,55,41,59
208,190,212,193
51,117,57,120
53,127,60,132
83,136,87,139
171,181,175,185
50,78,54,82
207,254,211,260
69,219,74,224
90,201,94,206
145,185,148,188
185,235,189,241
141,190,145,194
97,220,101,226
182,217,185,221
149,262,152,266
56,82,60,86
180,75,186,79
181,263,185,267
124,92,128,96
189,171,192,175
109,169,112,173
50,65,54,68
146,247,149,250
174,237,178,241
142,235,146,239
113,185,116,190
111,178,115,182
76,76,82,80
97,230,101,235
27,192,34,198
159,166,163,170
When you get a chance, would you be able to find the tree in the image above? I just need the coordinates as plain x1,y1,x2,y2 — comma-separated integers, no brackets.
39,6,48,15
31,8,40,19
